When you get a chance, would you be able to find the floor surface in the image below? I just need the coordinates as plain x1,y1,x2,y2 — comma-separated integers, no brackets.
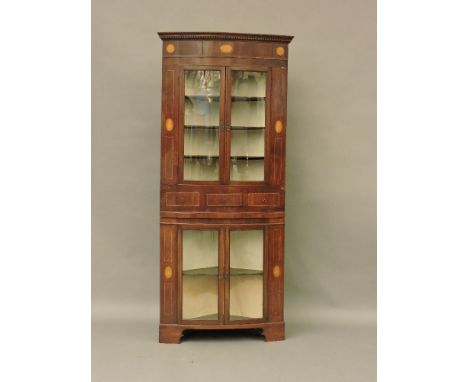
92,308,376,382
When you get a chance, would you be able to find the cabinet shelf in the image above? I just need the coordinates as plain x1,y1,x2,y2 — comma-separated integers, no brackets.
185,94,220,102
185,125,219,129
184,155,219,159
187,313,258,321
232,96,265,102
185,95,220,101
230,156,264,161
184,125,264,130
183,266,263,276
184,155,264,160
185,95,265,102
231,126,265,130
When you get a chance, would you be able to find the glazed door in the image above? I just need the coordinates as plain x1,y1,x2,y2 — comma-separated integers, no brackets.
227,227,266,322
180,228,224,323
226,68,270,183
182,68,226,182
180,66,270,184
180,226,266,324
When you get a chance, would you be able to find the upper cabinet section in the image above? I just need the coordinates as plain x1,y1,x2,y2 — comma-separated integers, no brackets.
158,32,293,60
159,33,292,210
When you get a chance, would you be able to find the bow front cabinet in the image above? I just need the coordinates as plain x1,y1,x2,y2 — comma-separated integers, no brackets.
158,32,293,343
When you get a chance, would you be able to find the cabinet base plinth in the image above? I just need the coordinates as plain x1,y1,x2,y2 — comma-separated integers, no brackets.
159,325,184,344
262,322,285,342
159,322,285,343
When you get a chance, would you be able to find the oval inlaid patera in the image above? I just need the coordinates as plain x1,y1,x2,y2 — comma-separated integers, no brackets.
219,44,233,53
164,266,173,279
165,43,175,54
273,265,281,278
165,118,174,132
276,46,285,56
274,120,283,134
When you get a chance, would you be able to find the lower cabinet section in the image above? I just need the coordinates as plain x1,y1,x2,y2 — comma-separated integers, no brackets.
159,222,285,343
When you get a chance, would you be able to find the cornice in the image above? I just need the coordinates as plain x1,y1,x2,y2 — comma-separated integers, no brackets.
158,32,294,44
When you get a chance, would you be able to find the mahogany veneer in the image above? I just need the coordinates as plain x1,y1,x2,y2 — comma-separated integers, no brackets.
158,32,293,343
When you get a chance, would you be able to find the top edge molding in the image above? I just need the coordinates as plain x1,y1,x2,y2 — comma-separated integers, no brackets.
158,32,294,44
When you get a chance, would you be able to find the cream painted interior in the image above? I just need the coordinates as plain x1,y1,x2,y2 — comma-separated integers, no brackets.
230,159,264,181
230,230,263,271
183,275,218,320
229,275,263,319
229,230,263,319
183,230,218,271
184,128,219,156
185,70,221,97
230,100,265,127
184,98,220,126
230,129,264,157
182,230,219,320
231,71,266,98
184,158,219,181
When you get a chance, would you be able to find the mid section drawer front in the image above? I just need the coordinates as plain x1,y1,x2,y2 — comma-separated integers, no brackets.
247,192,280,207
206,193,243,207
165,192,200,207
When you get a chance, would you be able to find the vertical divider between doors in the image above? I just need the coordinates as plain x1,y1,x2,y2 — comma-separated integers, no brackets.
177,67,185,184
223,67,232,184
225,227,230,324
219,67,227,184
218,227,226,324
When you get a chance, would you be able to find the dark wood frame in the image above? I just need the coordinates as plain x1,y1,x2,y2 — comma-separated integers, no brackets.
158,32,293,343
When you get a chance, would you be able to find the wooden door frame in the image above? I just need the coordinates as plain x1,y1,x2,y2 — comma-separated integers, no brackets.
224,66,272,186
177,65,226,186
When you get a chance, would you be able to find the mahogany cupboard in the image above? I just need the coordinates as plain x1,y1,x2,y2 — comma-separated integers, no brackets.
158,32,293,343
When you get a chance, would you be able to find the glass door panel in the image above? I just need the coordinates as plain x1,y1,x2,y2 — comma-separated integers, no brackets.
229,230,264,320
230,71,266,181
184,70,221,181
182,230,218,320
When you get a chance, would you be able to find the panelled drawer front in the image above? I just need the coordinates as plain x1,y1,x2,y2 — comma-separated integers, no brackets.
206,193,242,207
247,193,280,207
165,192,200,207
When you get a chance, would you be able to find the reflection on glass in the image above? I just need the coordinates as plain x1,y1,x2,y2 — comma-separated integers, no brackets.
229,230,264,320
230,71,266,181
183,230,218,320
184,70,221,181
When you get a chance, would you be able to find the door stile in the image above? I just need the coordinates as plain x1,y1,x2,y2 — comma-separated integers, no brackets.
218,227,227,324
218,67,228,185
224,226,231,324
222,67,232,184
176,67,185,184
264,69,272,186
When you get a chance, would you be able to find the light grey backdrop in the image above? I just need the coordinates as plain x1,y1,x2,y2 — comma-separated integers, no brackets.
92,0,376,380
